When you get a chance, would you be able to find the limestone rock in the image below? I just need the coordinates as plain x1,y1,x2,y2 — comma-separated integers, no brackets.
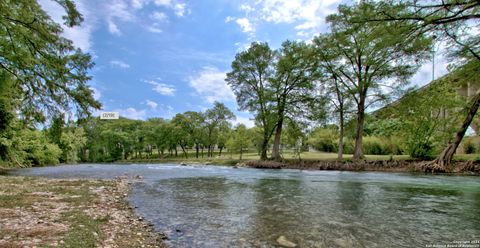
276,236,297,247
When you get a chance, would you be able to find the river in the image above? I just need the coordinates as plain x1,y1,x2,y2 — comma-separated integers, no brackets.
9,164,480,247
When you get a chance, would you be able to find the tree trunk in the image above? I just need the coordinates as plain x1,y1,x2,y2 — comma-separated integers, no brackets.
272,116,284,161
195,144,199,158
353,96,366,161
175,147,178,157
432,91,480,170
219,147,223,156
260,135,269,160
240,145,243,160
180,145,188,159
338,107,344,161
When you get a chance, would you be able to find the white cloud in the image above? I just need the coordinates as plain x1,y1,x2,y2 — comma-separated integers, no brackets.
131,0,146,9
91,87,102,100
38,0,95,52
236,18,254,33
145,100,158,109
173,3,189,17
116,107,147,120
225,16,235,23
146,80,176,96
147,26,163,33
40,0,190,44
231,116,255,128
154,0,172,6
233,0,341,39
239,4,255,14
110,60,130,68
188,66,236,103
151,0,189,17
108,21,121,35
151,11,168,22
105,0,135,35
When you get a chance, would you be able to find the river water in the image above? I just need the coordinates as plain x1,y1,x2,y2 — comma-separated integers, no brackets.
9,164,480,247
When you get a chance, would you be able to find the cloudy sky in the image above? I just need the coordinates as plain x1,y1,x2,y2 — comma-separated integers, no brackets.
39,0,448,127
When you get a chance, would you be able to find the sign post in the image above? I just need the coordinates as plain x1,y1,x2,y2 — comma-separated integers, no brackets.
100,112,119,120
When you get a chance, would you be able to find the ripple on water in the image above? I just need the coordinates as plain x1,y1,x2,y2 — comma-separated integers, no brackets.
9,164,480,247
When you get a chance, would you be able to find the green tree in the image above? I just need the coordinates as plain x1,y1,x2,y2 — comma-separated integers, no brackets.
369,0,480,168
152,120,170,158
270,40,319,160
226,42,277,160
183,111,205,158
60,126,87,163
376,70,469,159
317,2,431,161
204,102,235,157
0,72,15,161
226,124,251,160
313,41,355,160
47,114,65,146
0,0,100,123
172,113,194,158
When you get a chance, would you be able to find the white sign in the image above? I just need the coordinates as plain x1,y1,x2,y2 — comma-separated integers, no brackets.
100,112,119,120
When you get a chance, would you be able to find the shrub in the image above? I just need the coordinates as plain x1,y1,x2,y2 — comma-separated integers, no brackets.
308,127,338,153
464,140,476,154
409,141,434,159
363,136,391,155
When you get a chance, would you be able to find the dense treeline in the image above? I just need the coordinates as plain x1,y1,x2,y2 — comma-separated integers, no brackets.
1,1,478,170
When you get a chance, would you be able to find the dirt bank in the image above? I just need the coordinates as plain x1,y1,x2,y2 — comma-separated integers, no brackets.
244,159,480,174
0,176,167,247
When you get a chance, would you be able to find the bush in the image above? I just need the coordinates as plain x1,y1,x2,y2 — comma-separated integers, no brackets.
308,127,338,153
314,139,338,153
409,142,434,159
463,140,476,154
6,129,62,166
363,136,391,155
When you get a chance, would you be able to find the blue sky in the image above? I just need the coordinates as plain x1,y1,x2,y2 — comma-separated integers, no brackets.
39,0,448,127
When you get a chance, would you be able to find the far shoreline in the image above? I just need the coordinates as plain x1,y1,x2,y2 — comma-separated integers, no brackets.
3,158,480,176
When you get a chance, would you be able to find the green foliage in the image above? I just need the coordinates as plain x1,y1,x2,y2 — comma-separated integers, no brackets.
376,73,468,158
0,0,100,122
463,140,477,154
60,127,87,163
226,42,277,160
204,102,235,157
363,136,393,155
227,41,323,160
226,124,251,159
314,1,431,159
308,127,339,153
7,128,62,166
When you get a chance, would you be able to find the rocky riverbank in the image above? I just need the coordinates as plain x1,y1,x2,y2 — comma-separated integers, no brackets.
244,159,480,174
0,176,167,247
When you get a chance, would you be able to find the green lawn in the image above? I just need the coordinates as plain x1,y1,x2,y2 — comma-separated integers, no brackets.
126,149,479,163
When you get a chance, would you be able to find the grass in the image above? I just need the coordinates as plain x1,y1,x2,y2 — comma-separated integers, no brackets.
123,150,412,164
124,148,480,163
61,210,108,247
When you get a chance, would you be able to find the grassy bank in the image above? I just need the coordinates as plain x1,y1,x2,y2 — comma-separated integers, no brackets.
0,176,166,247
121,151,480,174
119,151,412,165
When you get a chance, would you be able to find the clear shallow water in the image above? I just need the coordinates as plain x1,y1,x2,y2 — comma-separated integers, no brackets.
9,164,480,247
